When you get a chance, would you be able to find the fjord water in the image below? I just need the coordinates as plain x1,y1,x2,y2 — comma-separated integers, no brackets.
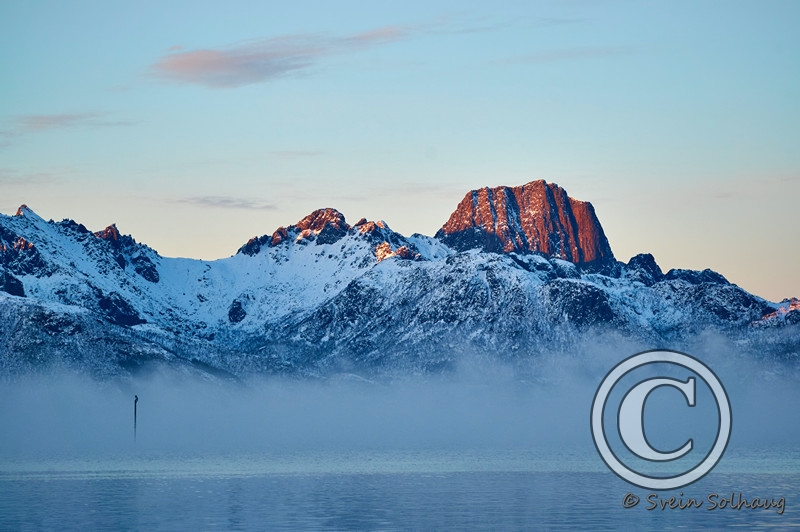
2,447,798,530
1,362,798,530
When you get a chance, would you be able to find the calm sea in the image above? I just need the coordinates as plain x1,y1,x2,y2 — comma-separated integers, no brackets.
1,446,797,530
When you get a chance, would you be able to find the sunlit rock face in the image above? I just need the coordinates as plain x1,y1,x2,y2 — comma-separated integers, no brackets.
0,190,796,380
239,208,351,255
435,180,614,264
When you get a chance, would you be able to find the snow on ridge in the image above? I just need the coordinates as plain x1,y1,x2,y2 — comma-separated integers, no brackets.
2,202,795,380
3,208,405,333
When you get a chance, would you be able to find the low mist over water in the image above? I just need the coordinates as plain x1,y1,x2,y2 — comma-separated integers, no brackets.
1,344,797,458
1,346,799,530
0,369,591,456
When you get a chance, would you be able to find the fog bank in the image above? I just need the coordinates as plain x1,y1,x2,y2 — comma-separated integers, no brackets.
1,343,797,459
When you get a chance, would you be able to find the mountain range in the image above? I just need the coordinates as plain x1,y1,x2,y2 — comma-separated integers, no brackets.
1,180,797,379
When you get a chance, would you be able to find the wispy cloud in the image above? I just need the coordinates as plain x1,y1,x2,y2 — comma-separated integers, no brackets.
17,112,98,132
15,112,133,132
151,26,412,89
372,182,468,199
150,13,545,89
0,112,134,149
494,46,632,66
0,130,16,149
171,196,277,211
271,150,322,160
0,167,68,187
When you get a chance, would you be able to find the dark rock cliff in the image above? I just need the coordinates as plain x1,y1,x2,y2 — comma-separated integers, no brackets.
435,180,614,264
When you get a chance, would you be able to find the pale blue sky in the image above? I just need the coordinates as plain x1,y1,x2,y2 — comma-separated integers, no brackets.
1,1,798,300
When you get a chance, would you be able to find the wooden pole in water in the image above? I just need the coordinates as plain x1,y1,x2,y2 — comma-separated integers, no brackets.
134,395,138,442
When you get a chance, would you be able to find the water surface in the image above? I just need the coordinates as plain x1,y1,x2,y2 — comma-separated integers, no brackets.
1,447,796,530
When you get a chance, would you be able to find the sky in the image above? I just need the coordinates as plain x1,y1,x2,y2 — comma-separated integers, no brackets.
1,1,798,301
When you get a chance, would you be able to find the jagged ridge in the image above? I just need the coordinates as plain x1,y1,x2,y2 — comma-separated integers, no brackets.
0,181,796,379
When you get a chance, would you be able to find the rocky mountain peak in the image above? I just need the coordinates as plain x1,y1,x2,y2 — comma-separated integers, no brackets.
295,208,349,234
238,208,352,255
292,208,351,245
355,220,388,234
95,224,121,241
435,180,614,264
1,192,797,379
626,253,664,286
13,204,42,221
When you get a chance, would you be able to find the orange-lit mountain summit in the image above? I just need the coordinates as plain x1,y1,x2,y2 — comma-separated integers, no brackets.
437,180,613,264
0,181,797,379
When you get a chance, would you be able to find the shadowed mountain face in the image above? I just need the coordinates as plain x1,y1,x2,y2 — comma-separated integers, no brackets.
0,182,796,379
435,180,614,264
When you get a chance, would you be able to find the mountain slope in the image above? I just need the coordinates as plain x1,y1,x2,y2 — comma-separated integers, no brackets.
0,181,796,379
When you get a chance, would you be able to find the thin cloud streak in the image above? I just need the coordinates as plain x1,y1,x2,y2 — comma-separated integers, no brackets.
172,196,277,211
372,182,468,200
0,168,67,187
14,112,134,132
0,130,16,149
17,112,99,132
152,26,412,89
0,113,134,149
494,46,632,66
271,150,322,160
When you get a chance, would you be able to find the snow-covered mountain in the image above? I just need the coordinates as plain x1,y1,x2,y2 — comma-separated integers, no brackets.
1,181,797,379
